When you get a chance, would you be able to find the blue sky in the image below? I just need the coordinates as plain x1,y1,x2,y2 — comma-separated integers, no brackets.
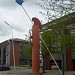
0,0,45,42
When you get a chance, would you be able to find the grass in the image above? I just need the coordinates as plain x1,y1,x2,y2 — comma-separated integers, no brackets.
18,65,32,68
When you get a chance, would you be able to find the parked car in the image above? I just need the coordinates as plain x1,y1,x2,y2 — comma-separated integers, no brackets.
0,65,11,71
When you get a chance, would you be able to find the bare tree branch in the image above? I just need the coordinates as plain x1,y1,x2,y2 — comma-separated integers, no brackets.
37,0,75,22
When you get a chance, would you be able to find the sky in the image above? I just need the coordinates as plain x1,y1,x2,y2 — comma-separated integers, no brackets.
0,0,45,43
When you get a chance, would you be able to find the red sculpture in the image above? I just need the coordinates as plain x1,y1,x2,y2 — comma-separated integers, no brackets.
32,17,41,73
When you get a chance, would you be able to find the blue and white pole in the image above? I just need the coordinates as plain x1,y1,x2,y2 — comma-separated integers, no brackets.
15,0,33,24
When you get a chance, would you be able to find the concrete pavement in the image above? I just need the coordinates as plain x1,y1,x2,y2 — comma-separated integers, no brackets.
0,67,75,75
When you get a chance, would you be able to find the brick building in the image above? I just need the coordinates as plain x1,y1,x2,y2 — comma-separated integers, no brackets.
0,38,29,66
42,12,75,71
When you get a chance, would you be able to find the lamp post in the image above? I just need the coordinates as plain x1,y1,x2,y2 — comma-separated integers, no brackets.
4,21,15,70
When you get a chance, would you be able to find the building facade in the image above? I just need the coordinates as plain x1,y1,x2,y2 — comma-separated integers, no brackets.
0,38,30,66
41,12,75,71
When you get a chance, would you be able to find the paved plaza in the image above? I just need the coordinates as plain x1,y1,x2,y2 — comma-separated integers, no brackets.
0,67,75,75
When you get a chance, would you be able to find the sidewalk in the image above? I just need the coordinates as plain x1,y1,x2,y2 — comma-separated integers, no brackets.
0,67,75,75
43,70,75,75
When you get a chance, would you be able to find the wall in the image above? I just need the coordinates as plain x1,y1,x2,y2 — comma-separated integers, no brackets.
10,42,20,66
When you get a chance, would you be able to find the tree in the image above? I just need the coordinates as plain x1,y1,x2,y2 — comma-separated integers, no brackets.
38,0,75,22
40,12,75,71
41,12,75,52
21,42,32,60
38,0,75,55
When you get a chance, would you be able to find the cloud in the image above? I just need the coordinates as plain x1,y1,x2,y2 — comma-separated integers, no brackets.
0,0,44,42
0,0,16,9
0,22,11,36
0,6,31,29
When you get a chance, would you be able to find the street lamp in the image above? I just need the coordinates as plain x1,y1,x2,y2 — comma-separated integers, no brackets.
4,21,15,70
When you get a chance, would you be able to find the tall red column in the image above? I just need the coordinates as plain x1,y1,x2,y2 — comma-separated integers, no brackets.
64,27,73,71
66,46,73,71
45,53,51,70
32,17,41,73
